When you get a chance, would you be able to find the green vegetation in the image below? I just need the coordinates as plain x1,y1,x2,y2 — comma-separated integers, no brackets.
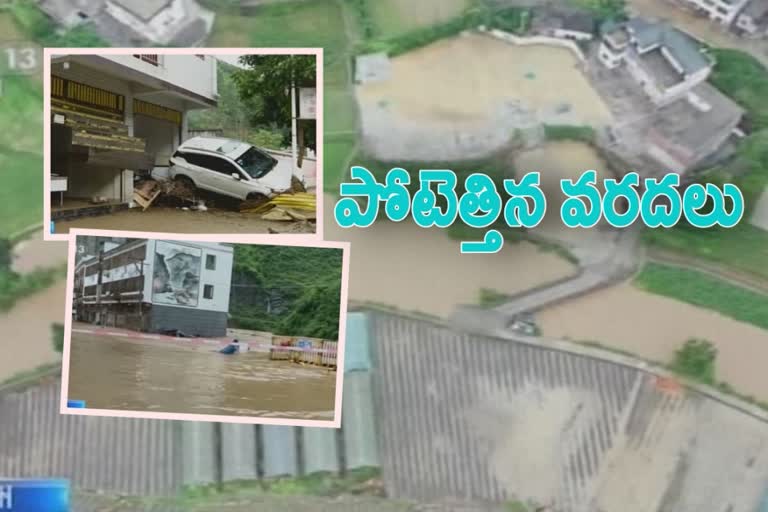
0,362,59,390
571,0,627,22
633,263,768,330
643,224,768,281
0,76,44,155
347,0,376,40
365,0,472,39
207,0,357,191
178,468,382,505
0,148,43,236
710,48,768,131
0,265,66,312
10,0,107,47
543,124,596,143
669,338,717,385
230,245,344,339
478,288,509,308
51,323,64,353
491,7,532,35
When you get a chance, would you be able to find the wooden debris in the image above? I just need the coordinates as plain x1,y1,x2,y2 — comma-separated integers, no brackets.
261,208,294,221
133,180,162,210
241,192,316,214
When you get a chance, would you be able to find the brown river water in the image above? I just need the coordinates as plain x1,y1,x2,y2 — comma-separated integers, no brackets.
67,333,336,419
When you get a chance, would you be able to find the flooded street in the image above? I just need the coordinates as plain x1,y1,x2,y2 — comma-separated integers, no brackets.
537,282,768,400
323,194,577,317
68,331,336,419
515,141,613,247
0,281,66,382
53,207,315,235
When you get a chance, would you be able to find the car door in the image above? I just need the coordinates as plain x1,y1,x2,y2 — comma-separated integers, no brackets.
204,154,249,200
176,152,224,195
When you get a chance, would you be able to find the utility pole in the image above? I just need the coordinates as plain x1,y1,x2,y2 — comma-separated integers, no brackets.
96,240,104,326
290,76,299,179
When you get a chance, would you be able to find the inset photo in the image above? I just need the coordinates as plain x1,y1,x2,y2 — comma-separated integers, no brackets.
44,48,321,241
60,229,348,427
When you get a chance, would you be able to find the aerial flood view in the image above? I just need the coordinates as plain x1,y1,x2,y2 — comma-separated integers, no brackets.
2,0,768,510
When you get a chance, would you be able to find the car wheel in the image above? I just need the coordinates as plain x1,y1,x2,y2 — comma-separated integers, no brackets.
241,193,269,211
172,175,196,198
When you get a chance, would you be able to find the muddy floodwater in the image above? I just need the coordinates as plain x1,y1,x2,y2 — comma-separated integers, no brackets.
68,333,336,419
53,207,315,235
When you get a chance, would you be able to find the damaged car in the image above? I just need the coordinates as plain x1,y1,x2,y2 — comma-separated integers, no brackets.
161,136,294,202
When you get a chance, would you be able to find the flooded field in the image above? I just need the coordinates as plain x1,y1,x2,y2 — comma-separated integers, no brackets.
516,141,613,247
67,331,336,419
371,0,470,35
0,281,66,383
537,282,768,400
357,33,613,126
53,207,315,235
323,195,577,317
11,232,68,273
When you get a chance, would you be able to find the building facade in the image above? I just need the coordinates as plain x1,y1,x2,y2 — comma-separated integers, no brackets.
73,239,233,337
50,54,218,219
677,0,751,25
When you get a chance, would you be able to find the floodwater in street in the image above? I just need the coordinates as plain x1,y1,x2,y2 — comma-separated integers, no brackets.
0,281,65,382
53,206,315,235
323,194,577,317
537,281,768,401
68,332,336,419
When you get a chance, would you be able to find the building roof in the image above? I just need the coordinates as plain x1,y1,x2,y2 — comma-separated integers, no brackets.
650,82,743,159
627,18,710,75
742,0,768,20
169,18,210,47
110,0,172,21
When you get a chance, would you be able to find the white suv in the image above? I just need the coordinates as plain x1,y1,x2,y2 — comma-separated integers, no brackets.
168,137,293,201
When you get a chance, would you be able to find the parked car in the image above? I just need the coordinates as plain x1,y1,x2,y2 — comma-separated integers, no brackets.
167,137,293,201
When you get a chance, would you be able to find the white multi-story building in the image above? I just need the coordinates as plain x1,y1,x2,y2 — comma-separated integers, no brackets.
677,0,751,25
50,54,218,219
598,18,713,106
735,0,768,36
37,0,215,47
74,239,234,337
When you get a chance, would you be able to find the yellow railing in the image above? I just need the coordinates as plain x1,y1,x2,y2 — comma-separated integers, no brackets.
133,99,182,125
51,75,124,115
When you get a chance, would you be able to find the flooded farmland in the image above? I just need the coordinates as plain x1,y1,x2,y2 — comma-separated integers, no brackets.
537,282,768,401
67,331,336,419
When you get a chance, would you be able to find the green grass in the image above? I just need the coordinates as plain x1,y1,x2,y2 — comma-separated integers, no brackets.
643,224,768,281
478,288,509,308
710,48,768,131
633,263,768,330
0,76,44,155
0,147,43,236
0,362,60,390
325,136,357,192
543,124,596,143
367,0,472,39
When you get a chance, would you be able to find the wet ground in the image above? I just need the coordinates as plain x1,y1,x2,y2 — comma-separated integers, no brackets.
10,231,68,273
67,330,336,419
53,206,315,235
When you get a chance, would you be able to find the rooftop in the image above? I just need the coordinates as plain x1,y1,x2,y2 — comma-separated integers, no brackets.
560,11,595,34
650,82,744,154
638,48,685,88
627,18,711,75
355,53,392,84
110,0,172,21
742,0,768,20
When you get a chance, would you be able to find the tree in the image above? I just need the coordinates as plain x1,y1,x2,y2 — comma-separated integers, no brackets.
574,0,627,21
232,55,317,154
0,238,12,271
670,338,717,384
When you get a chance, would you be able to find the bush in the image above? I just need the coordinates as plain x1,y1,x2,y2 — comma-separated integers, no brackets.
493,8,532,35
347,0,375,40
247,128,285,150
478,288,508,308
51,323,64,353
544,124,596,143
670,338,717,385
0,267,64,312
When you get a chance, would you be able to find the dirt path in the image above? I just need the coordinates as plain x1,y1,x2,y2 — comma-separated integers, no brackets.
0,281,65,383
537,281,768,400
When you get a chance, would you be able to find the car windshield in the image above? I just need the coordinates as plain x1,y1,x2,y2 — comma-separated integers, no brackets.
235,147,278,179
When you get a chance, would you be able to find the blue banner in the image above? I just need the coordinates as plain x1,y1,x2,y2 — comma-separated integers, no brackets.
0,480,69,512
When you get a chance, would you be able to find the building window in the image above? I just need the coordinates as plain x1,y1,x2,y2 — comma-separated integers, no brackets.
206,254,216,270
134,54,159,66
203,285,214,299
